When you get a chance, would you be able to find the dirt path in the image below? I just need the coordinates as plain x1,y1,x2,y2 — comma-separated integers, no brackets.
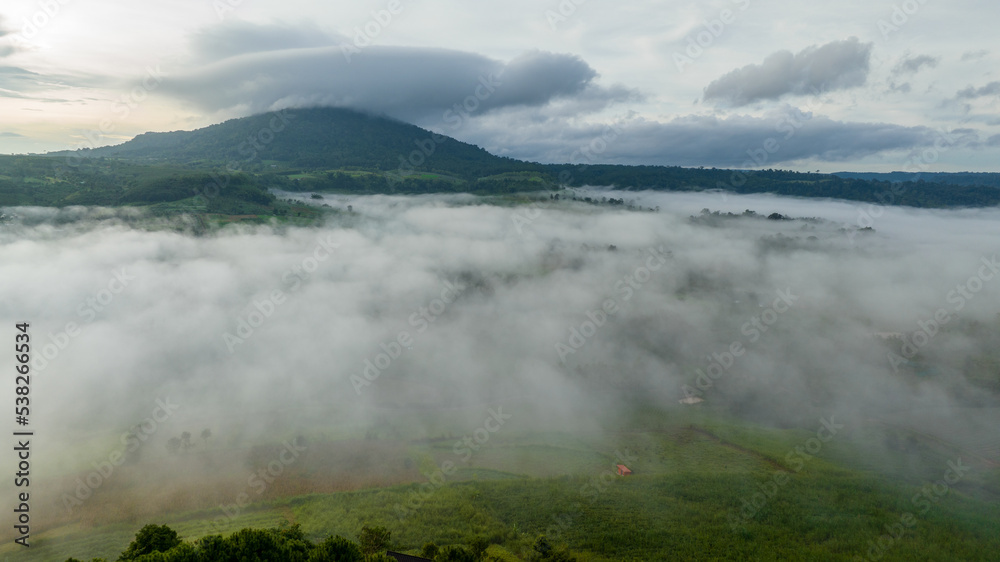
686,427,791,472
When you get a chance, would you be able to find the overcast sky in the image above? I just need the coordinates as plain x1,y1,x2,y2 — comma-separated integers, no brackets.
1,0,998,172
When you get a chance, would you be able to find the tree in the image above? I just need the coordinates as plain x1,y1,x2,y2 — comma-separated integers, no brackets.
180,432,192,450
357,525,391,557
420,542,439,559
436,545,475,562
468,536,488,560
200,428,211,447
532,536,552,559
117,524,181,560
527,535,576,562
166,437,181,455
309,535,363,562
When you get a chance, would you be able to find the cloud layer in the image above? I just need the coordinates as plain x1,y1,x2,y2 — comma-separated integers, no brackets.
704,38,873,106
957,81,1000,100
463,107,966,167
159,21,632,123
2,191,999,528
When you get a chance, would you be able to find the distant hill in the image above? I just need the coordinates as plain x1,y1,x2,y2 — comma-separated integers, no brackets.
16,107,1000,209
834,171,1000,189
55,107,532,179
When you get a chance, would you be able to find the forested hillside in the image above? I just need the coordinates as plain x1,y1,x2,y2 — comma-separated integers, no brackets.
1,107,995,210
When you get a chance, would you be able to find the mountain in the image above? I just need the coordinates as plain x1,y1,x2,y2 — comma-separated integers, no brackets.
18,106,1000,209
60,107,534,179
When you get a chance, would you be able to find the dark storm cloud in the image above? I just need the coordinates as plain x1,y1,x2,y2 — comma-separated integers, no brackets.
703,38,873,106
161,22,629,122
466,107,958,167
892,54,938,76
957,81,1000,99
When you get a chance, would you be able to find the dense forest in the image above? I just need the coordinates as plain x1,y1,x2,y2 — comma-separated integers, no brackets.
63,523,574,562
835,171,1000,188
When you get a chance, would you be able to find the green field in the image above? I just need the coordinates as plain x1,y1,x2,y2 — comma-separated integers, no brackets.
5,405,998,561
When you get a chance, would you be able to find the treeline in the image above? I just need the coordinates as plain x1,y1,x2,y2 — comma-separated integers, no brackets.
64,523,575,562
0,156,281,212
835,171,1000,188
548,164,1000,208
276,171,552,195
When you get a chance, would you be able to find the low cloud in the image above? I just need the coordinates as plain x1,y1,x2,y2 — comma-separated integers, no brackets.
892,54,938,76
961,50,989,62
160,22,632,123
0,16,25,58
188,20,344,62
0,65,44,97
462,106,964,167
704,38,873,106
957,81,1000,100
3,192,999,527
